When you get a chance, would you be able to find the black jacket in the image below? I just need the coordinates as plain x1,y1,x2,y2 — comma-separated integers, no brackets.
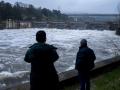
75,46,96,71
24,42,59,90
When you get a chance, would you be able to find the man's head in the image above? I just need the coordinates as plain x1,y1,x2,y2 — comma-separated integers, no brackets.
80,39,87,47
36,30,46,43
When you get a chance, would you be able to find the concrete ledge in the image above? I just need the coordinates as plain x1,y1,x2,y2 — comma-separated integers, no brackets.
59,56,120,82
4,55,120,90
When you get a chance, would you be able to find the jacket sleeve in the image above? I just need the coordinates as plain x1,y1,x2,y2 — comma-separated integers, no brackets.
90,50,96,61
50,49,59,63
87,49,96,70
24,49,34,63
75,51,85,70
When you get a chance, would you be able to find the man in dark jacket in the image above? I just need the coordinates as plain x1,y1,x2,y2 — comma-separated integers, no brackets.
24,31,59,90
75,39,96,90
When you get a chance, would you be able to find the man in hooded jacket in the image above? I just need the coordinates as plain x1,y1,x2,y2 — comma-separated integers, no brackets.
24,31,59,90
75,39,96,90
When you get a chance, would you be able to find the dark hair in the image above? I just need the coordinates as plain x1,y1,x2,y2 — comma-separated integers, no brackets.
36,31,46,43
80,39,87,47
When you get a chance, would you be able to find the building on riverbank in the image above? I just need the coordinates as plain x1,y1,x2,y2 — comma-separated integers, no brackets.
0,21,6,29
0,20,118,30
5,19,32,29
6,19,17,29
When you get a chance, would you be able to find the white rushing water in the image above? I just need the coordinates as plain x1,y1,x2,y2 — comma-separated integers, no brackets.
0,28,120,89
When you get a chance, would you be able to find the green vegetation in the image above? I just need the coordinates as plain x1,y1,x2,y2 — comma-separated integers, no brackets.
62,65,120,90
0,1,68,21
91,66,120,90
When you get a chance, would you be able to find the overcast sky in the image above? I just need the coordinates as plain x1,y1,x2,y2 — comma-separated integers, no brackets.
3,0,120,14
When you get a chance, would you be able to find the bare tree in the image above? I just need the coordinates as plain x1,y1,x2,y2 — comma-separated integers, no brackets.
116,2,120,35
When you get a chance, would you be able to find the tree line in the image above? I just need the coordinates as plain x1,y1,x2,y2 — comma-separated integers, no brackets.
0,1,68,21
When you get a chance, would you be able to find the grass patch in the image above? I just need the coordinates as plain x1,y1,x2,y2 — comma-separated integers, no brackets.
91,65,120,90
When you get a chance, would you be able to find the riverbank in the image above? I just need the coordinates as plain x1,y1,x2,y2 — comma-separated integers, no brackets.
63,61,120,90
